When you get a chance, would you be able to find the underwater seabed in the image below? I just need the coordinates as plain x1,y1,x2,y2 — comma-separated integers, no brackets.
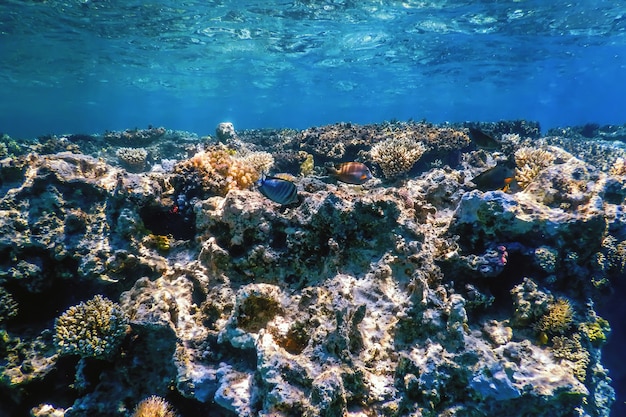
1,120,625,417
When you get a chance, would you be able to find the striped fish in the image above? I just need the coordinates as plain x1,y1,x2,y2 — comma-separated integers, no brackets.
326,162,373,185
257,176,299,205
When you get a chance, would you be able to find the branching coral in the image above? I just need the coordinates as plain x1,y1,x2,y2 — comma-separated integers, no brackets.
597,235,626,274
551,334,590,382
132,395,178,417
54,295,129,359
514,147,556,189
370,136,427,179
174,146,262,196
0,287,18,323
537,298,574,335
239,151,275,175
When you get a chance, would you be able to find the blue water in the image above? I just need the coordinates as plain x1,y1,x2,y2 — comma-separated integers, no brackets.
1,0,625,138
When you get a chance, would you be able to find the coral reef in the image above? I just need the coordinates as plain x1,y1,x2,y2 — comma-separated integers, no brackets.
0,120,622,417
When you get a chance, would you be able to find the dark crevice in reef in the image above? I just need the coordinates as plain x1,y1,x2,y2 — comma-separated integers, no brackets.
167,390,238,417
139,204,196,240
3,275,99,335
0,355,79,417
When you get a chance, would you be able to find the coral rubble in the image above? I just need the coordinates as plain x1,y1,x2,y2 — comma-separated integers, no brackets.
0,121,622,417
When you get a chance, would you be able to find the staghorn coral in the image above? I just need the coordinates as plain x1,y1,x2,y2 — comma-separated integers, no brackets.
54,295,129,359
514,146,556,189
370,136,427,179
132,395,178,417
537,298,574,335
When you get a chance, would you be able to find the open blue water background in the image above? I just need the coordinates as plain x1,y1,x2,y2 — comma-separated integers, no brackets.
1,1,626,415
1,0,625,138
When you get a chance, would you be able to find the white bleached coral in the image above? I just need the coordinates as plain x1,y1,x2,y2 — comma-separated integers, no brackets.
370,136,427,179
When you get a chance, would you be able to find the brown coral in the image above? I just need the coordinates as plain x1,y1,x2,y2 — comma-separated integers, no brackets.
174,146,261,196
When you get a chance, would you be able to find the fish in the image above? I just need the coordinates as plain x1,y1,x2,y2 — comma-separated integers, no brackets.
257,176,299,205
326,162,373,185
472,160,516,192
468,127,501,150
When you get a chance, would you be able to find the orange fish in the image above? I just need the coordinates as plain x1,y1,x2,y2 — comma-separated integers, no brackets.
326,162,373,185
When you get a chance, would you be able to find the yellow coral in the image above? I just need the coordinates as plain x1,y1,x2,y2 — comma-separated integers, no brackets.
537,298,573,335
514,147,555,189
132,395,178,417
551,333,590,382
579,317,610,346
299,151,314,177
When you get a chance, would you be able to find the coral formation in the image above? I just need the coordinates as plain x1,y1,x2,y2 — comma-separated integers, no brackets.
514,146,556,189
173,145,261,197
370,136,427,179
116,147,149,172
551,334,590,382
0,287,18,323
132,395,178,417
104,126,166,145
537,298,574,335
1,120,623,417
54,295,129,359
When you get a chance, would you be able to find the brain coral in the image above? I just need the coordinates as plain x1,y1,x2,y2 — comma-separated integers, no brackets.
370,136,427,179
54,295,129,359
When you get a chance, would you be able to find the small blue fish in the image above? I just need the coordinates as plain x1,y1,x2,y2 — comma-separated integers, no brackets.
326,162,373,185
257,176,299,205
